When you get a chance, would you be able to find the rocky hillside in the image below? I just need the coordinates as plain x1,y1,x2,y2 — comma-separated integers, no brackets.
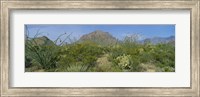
79,30,118,46
27,36,55,46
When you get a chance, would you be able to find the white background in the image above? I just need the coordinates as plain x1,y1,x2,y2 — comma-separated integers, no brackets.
10,10,190,87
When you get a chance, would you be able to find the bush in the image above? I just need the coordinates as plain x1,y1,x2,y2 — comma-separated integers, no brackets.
57,41,104,72
25,41,61,71
115,54,132,70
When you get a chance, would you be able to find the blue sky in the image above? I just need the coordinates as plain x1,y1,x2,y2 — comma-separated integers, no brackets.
25,24,175,43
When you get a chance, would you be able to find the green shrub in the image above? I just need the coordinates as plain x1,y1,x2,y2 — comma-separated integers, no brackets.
115,54,132,70
25,40,61,71
57,41,104,72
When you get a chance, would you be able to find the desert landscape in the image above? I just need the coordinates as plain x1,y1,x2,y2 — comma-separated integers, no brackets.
25,25,175,72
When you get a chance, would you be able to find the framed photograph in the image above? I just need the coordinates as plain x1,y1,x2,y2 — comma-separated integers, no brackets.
1,0,199,96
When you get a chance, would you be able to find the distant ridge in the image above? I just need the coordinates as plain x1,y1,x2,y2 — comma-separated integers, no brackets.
141,36,175,44
28,31,175,46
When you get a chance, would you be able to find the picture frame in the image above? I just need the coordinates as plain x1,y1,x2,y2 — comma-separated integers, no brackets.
1,0,199,96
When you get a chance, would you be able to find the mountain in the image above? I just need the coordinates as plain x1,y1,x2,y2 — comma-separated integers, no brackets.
27,36,55,46
79,30,118,46
141,36,175,44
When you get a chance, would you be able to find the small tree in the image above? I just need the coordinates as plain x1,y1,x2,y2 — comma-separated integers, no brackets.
123,33,142,43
